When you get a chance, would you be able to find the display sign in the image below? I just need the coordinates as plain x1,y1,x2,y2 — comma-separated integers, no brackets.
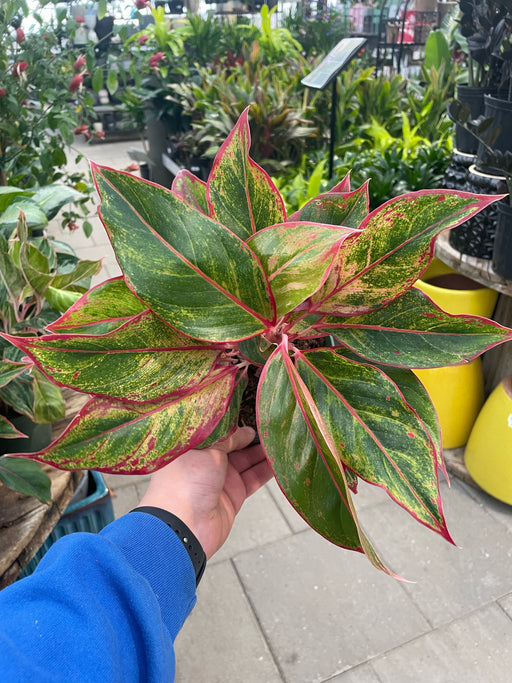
301,37,367,91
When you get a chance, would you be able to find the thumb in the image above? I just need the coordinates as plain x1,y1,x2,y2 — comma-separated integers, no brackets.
214,426,256,453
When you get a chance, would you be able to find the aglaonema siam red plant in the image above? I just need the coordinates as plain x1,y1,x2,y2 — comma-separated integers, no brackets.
4,108,512,575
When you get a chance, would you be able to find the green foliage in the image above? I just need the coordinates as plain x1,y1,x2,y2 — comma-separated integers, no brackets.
0,1,97,188
282,3,351,57
8,111,511,575
0,209,101,500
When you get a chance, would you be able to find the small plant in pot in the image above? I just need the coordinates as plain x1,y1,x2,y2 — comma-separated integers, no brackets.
4,110,511,575
0,211,101,502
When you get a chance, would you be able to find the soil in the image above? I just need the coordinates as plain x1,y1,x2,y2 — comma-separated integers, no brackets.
237,337,329,433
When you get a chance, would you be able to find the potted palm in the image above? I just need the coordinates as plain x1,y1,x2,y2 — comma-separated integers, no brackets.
3,110,511,577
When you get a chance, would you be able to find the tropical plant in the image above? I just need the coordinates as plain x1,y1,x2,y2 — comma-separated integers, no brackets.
0,209,101,501
282,3,350,57
4,110,511,575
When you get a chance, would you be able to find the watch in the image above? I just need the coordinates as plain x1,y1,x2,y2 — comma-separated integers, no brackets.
131,506,206,586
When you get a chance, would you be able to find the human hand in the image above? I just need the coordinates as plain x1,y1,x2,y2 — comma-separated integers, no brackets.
136,426,272,559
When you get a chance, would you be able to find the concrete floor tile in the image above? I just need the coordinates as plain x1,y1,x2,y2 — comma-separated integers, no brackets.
458,479,512,532
497,592,512,618
265,478,310,533
102,473,151,488
212,485,292,564
174,561,283,683
111,483,141,519
371,603,512,683
357,479,512,627
234,531,430,683
327,662,381,683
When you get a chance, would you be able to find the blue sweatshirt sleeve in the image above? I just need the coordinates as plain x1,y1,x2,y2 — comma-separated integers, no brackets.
0,511,197,682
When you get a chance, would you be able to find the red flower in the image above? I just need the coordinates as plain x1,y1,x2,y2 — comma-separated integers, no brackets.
138,34,149,46
16,28,25,43
0,88,6,97
125,162,140,172
12,61,28,78
67,221,80,231
148,52,164,69
76,16,84,23
73,56,87,72
94,130,106,139
68,73,83,93
74,125,89,134
135,0,149,9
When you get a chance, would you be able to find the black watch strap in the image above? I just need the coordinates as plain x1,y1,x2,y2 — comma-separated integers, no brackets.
131,506,206,586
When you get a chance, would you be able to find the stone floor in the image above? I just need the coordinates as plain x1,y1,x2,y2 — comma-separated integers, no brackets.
57,139,512,683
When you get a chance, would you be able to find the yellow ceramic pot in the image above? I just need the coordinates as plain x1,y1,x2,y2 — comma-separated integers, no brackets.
413,259,498,449
464,375,512,504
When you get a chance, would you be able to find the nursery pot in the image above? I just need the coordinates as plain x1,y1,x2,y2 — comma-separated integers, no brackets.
492,202,512,280
464,374,512,505
454,85,488,155
413,259,498,449
448,165,506,259
477,95,512,175
0,414,52,455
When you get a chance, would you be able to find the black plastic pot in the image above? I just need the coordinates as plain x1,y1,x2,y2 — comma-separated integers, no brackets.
448,165,506,259
492,202,512,280
0,415,52,455
455,85,488,155
477,95,512,174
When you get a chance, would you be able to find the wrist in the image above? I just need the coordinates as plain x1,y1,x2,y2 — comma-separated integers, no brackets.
131,506,206,585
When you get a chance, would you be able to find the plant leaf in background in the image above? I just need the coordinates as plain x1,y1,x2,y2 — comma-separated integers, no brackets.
0,456,51,504
5,109,511,575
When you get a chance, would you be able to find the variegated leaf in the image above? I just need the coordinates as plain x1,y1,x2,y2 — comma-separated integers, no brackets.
295,349,453,541
171,170,208,215
313,190,502,315
92,164,275,342
257,345,394,575
6,311,224,402
323,287,512,367
207,108,286,239
0,360,27,388
0,415,26,439
287,181,369,228
197,370,247,448
15,370,238,473
248,223,356,317
49,276,147,334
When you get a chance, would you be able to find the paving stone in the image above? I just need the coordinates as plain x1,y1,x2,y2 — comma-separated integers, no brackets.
370,603,512,683
234,530,430,683
265,478,309,533
102,473,151,489
174,561,283,683
326,662,381,683
497,592,512,618
458,479,512,532
357,479,512,627
111,483,140,519
212,485,292,564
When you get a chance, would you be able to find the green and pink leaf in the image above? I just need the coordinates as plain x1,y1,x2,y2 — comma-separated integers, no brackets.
313,190,503,315
14,369,238,474
321,287,512,367
207,108,286,239
92,164,275,342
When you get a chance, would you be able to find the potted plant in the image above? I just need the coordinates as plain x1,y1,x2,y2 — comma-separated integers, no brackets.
452,0,510,154
0,206,101,501
0,2,97,191
4,110,511,576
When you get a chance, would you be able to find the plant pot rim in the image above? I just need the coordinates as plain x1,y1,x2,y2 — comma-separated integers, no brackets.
483,93,512,108
468,164,506,182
